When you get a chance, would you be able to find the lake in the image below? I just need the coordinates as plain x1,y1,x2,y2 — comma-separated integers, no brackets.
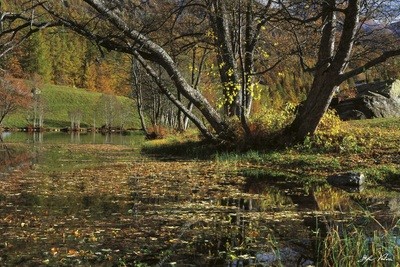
0,132,399,266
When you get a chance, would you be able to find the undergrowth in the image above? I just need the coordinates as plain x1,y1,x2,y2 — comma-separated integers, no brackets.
316,217,400,266
219,106,372,154
296,109,370,154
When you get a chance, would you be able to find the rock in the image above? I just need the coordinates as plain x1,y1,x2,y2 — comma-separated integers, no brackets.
334,79,400,120
256,248,301,265
327,172,365,187
255,247,315,266
357,79,400,98
338,109,367,121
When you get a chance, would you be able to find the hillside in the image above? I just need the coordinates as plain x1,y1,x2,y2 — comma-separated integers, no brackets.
3,84,139,129
362,20,400,39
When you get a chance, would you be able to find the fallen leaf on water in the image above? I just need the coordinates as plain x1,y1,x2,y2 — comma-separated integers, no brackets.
67,249,79,257
51,247,58,256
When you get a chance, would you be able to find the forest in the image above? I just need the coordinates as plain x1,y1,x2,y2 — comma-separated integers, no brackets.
1,0,400,145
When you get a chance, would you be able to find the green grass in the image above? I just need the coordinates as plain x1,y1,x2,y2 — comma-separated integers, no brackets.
143,117,400,187
3,83,139,129
349,117,400,129
141,129,219,159
316,219,400,266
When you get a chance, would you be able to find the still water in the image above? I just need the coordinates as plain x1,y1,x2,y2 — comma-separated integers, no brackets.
0,132,399,266
1,131,140,145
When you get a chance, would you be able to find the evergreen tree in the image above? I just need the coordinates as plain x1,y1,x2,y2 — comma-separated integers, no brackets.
20,32,52,82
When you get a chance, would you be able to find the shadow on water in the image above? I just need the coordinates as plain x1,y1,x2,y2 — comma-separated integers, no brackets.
233,168,400,265
125,171,322,266
242,169,320,211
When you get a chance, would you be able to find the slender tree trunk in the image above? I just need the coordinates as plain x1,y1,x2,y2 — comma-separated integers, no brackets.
183,102,193,130
135,76,148,134
0,113,6,125
183,48,209,130
131,58,148,135
210,0,241,117
243,1,255,117
133,52,216,140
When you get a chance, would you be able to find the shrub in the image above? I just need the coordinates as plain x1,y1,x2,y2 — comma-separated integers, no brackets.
298,109,367,153
252,102,297,132
145,125,168,139
233,103,297,149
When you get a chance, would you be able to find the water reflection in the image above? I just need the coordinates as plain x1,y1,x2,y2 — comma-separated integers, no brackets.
1,131,144,145
0,143,35,176
1,131,12,140
12,192,127,218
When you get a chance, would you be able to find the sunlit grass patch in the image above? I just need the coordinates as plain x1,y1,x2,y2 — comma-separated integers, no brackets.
215,149,343,182
349,117,400,130
362,165,400,186
214,150,264,163
4,83,139,128
141,130,217,159
141,116,399,191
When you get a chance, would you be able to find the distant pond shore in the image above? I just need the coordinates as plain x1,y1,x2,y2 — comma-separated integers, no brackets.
1,126,141,134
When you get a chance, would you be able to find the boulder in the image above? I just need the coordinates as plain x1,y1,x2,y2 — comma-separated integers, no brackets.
338,109,367,121
327,172,365,187
333,79,400,120
357,79,400,98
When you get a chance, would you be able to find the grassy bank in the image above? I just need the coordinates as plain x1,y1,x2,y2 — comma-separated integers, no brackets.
4,83,139,129
143,117,400,186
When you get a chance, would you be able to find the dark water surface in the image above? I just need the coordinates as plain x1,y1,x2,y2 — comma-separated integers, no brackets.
0,132,399,266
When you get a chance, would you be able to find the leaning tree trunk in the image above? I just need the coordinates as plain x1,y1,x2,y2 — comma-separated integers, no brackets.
283,0,360,144
286,73,339,142
133,51,216,140
81,0,226,136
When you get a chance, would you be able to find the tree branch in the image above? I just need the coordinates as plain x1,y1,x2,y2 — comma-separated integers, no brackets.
339,48,400,82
